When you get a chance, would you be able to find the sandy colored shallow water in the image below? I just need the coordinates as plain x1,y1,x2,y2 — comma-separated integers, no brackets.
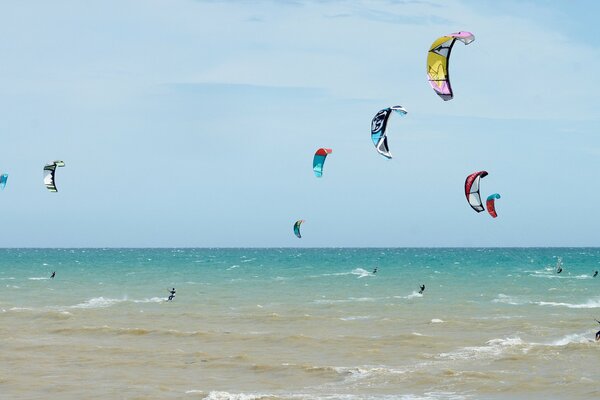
1,248,600,399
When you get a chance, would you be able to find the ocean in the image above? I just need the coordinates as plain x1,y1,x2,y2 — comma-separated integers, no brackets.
1,248,600,399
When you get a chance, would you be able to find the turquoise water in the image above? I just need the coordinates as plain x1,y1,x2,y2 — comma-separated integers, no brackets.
2,248,600,399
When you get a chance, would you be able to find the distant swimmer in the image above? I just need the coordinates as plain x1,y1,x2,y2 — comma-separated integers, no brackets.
167,288,176,301
50,271,56,279
419,284,425,294
372,267,378,274
594,271,598,278
596,320,600,341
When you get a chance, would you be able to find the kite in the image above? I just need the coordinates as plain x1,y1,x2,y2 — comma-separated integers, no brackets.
0,174,7,190
293,220,304,238
464,170,488,213
486,193,501,218
427,31,475,101
313,148,332,178
43,161,65,192
371,105,407,159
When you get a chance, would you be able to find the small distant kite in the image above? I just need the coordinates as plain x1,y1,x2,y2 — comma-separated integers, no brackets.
370,105,407,159
0,174,7,190
43,161,65,192
464,171,488,212
313,148,332,178
486,193,501,218
293,220,304,238
427,31,475,101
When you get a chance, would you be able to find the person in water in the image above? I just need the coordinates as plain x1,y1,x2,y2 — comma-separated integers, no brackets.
167,288,176,301
372,267,378,274
596,320,600,341
50,271,56,279
556,266,563,274
419,284,425,294
594,271,598,278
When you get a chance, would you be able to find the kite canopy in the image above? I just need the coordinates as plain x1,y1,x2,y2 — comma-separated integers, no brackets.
486,193,501,218
313,148,332,178
464,170,488,212
427,31,475,101
371,105,407,159
0,174,7,190
43,160,65,192
293,220,304,238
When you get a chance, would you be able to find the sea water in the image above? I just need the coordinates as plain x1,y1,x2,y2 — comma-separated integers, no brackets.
1,248,600,399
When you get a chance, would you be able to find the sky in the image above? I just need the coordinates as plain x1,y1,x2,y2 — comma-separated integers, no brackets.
0,0,598,247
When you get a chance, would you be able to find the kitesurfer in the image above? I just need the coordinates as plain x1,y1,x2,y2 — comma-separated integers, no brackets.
50,271,55,279
167,288,176,301
372,267,378,274
556,266,562,274
595,320,600,341
594,271,598,278
419,284,425,294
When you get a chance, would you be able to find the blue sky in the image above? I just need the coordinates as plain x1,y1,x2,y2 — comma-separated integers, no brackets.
0,0,598,247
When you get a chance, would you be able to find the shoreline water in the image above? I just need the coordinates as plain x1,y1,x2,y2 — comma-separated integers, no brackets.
2,248,599,399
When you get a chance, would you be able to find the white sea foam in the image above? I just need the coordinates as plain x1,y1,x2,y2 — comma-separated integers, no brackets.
438,337,525,360
544,331,594,346
333,365,406,382
492,294,523,305
494,294,600,308
352,268,372,278
430,319,444,323
28,277,49,280
339,316,372,321
9,307,33,311
314,297,375,304
71,297,125,309
132,297,164,304
533,299,600,308
198,391,268,399
395,291,423,300
227,265,240,270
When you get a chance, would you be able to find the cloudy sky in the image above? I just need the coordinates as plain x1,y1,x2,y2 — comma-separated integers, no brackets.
0,0,598,247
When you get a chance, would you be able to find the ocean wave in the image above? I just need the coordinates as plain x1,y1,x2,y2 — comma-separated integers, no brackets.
339,316,372,321
332,365,407,382
28,277,49,280
314,297,375,304
196,390,271,399
493,294,600,308
438,337,525,361
430,319,444,323
492,294,524,305
542,331,594,346
533,299,600,308
71,297,126,309
187,391,467,400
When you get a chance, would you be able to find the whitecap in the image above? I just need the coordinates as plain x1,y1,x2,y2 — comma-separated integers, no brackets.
439,337,525,360
492,294,523,305
339,316,372,321
431,319,444,323
395,291,423,300
28,277,49,280
534,299,600,309
71,297,126,309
